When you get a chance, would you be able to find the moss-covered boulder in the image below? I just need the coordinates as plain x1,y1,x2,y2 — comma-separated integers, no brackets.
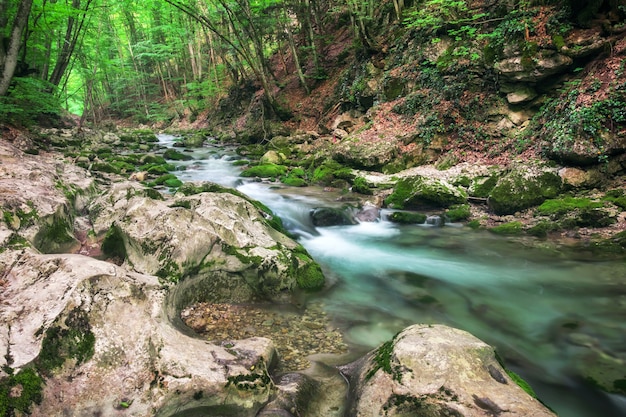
488,166,562,215
385,175,468,209
341,324,556,417
163,149,193,161
241,163,287,179
90,182,324,299
387,211,427,224
310,207,358,227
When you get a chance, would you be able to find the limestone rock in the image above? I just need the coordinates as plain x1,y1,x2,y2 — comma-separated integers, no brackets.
341,324,556,417
0,250,277,417
90,182,324,299
488,165,562,215
558,167,605,189
0,139,95,254
495,52,572,82
506,86,538,104
385,175,468,209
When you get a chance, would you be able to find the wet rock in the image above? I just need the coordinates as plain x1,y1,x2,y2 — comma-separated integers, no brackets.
310,207,358,227
341,324,556,417
426,215,444,226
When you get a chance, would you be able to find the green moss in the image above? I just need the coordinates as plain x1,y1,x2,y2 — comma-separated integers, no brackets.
294,256,325,291
386,176,467,209
149,173,179,187
0,367,43,416
488,170,562,215
163,149,193,161
169,200,192,209
445,204,471,222
352,177,372,195
387,211,427,224
467,219,481,229
366,334,401,382
101,225,127,261
489,221,523,235
164,177,183,188
155,259,183,283
506,370,537,398
37,308,95,375
537,197,604,216
526,221,560,238
240,163,287,179
470,174,499,198
603,190,626,210
36,217,75,253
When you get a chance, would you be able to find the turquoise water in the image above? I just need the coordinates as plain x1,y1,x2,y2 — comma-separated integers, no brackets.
160,135,626,417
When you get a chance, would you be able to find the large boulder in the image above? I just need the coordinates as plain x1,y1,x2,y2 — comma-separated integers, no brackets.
341,324,556,417
0,250,278,417
90,182,325,299
385,175,468,209
488,165,562,215
0,139,96,254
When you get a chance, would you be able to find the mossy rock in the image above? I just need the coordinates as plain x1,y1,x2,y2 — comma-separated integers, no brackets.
526,221,560,238
385,175,467,209
488,169,562,215
537,197,604,217
90,162,120,174
182,133,206,147
164,177,183,188
352,177,373,195
387,211,427,224
37,308,95,374
538,197,615,228
311,160,354,185
445,204,471,222
295,259,325,291
469,174,500,198
241,163,287,179
0,367,43,416
603,189,626,210
150,173,180,187
101,225,127,261
489,221,524,235
34,216,78,254
281,167,307,187
310,207,357,227
163,149,193,161
141,154,167,165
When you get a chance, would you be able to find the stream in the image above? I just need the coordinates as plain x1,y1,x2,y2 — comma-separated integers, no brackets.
159,134,626,417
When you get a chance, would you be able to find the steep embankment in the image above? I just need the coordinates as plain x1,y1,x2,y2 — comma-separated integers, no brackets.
199,0,626,244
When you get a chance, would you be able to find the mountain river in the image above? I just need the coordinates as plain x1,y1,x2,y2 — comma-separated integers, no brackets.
159,134,626,417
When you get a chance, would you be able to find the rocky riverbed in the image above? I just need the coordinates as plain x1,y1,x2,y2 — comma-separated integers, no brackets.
182,301,348,372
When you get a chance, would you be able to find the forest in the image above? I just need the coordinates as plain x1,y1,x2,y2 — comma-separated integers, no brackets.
0,0,387,126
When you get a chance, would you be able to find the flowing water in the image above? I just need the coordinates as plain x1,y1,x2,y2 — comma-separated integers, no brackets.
159,134,626,417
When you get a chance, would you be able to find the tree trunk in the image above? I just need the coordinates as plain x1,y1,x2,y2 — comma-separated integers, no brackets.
0,0,34,96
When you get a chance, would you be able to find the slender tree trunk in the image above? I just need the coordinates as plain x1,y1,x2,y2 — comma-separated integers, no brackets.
281,8,309,94
0,0,34,96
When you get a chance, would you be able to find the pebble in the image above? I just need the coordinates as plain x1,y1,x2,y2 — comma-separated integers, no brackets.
181,301,348,372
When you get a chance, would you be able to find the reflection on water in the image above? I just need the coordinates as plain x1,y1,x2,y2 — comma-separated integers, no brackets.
159,134,626,417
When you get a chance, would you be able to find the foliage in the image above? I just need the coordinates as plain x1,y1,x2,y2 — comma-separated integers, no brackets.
0,78,62,126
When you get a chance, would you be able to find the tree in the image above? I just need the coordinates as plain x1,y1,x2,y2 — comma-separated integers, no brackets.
0,0,35,96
